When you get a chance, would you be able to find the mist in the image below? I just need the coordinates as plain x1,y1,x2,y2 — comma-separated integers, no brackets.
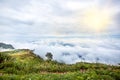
1,37,120,65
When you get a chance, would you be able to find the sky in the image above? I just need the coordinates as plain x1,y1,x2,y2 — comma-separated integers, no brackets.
0,0,120,40
0,0,120,65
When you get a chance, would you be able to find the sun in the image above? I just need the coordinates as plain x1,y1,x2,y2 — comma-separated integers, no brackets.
82,8,111,33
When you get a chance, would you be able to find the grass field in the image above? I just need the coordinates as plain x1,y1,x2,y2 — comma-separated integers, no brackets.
0,49,120,80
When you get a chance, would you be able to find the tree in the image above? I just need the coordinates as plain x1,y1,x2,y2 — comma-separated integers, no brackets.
45,52,53,61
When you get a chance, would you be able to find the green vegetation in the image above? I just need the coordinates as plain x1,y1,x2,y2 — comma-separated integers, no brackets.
0,49,120,80
45,52,53,61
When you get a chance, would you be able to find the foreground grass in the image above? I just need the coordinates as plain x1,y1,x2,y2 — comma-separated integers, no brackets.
0,49,120,80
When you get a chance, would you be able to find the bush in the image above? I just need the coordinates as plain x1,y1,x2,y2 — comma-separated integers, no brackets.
0,52,12,69
110,72,120,80
0,52,11,63
96,75,114,80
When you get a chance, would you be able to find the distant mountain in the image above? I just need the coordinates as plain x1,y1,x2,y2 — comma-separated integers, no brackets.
0,42,14,49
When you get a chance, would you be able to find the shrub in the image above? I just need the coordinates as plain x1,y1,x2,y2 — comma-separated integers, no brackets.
0,52,11,63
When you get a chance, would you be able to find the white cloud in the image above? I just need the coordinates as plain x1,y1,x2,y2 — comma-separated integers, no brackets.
1,38,120,65
62,0,96,11
0,0,120,39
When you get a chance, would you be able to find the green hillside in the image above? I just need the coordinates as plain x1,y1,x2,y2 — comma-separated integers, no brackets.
0,49,120,80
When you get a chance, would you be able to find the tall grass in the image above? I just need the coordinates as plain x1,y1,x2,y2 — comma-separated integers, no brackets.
0,49,120,80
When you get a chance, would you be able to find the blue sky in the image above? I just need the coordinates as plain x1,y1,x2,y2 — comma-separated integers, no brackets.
0,0,120,40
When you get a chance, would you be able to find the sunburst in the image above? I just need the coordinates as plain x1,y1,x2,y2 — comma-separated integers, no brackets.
82,8,111,33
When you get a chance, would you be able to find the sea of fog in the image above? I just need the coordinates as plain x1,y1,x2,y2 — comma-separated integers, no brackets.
1,37,120,65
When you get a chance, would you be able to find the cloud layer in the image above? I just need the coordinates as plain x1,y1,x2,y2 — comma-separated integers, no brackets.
2,38,120,65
